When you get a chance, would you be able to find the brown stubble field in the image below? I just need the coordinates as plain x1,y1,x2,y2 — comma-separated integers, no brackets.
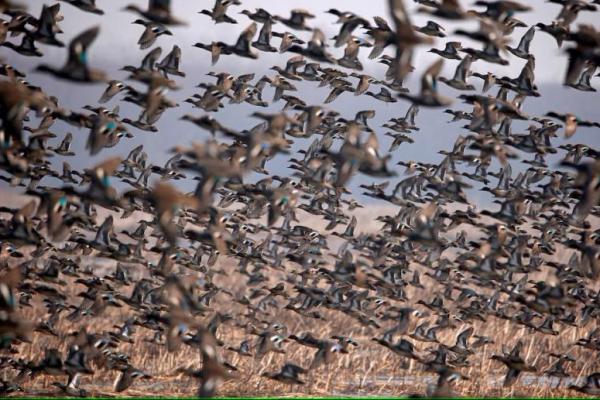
8,283,599,398
2,193,599,398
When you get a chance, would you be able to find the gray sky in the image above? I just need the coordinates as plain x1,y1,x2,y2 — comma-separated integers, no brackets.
3,0,600,205
12,0,599,82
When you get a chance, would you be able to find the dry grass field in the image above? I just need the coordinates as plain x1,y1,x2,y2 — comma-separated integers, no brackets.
2,191,599,398
7,275,599,398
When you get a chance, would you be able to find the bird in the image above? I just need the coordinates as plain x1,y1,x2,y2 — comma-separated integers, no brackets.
507,26,536,59
261,363,308,385
59,0,104,15
416,20,446,37
113,366,151,392
568,62,597,91
491,341,537,386
398,59,452,106
199,0,241,24
132,19,172,50
429,41,463,59
439,55,476,90
99,80,128,103
2,33,43,57
252,19,277,53
569,373,600,395
274,9,314,31
36,26,106,82
124,0,186,25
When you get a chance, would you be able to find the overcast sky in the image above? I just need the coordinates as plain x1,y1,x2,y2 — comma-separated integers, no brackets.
3,0,600,206
12,0,599,82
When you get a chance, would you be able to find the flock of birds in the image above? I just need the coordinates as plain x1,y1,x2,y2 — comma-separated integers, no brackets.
1,0,600,397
